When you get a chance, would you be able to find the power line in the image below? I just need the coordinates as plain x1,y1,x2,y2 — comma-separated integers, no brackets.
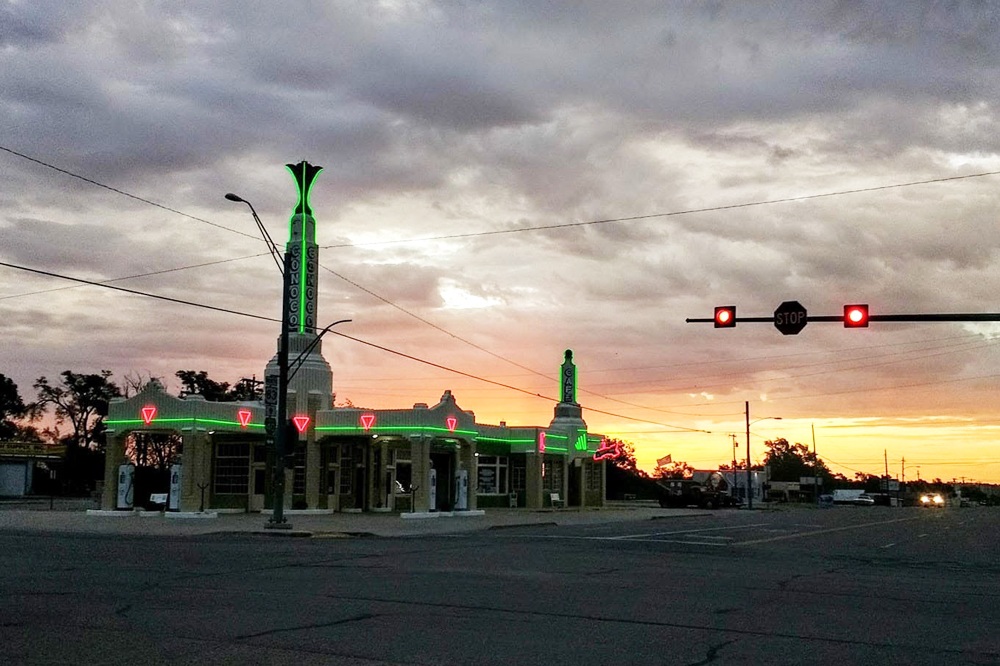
8,144,998,421
602,339,997,399
318,171,1000,249
2,143,701,421
0,252,269,301
0,259,708,433
0,260,280,323
682,371,1000,407
0,145,261,241
327,331,710,434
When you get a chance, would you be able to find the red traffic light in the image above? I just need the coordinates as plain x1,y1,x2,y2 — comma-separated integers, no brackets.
714,306,736,328
844,304,869,328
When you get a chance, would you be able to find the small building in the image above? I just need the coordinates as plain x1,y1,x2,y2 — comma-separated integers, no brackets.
102,351,608,514
0,441,64,497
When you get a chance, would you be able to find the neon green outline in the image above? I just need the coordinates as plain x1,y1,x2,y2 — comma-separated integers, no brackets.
299,163,307,333
106,418,264,429
314,425,478,437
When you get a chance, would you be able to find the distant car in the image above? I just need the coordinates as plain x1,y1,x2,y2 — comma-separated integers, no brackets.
853,494,875,506
818,494,834,508
959,498,971,508
920,493,945,507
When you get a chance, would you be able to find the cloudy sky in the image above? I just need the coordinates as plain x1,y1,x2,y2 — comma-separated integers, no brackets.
3,1,1000,483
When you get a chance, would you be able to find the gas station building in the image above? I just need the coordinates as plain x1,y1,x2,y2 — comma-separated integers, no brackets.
100,161,610,514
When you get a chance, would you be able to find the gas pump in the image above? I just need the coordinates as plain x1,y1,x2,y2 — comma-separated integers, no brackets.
429,467,437,512
116,463,135,510
168,464,182,511
455,469,468,510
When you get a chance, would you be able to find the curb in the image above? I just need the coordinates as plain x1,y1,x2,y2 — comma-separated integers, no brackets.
487,521,558,530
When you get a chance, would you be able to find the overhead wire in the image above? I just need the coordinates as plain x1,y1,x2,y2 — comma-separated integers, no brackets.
317,171,1000,249
0,144,721,418
0,252,270,301
0,259,709,433
5,144,1000,425
0,145,261,241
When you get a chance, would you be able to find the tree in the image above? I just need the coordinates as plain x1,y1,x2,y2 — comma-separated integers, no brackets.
33,370,120,451
763,438,832,484
126,432,181,470
175,370,262,402
604,439,661,500
653,460,694,479
607,439,647,477
0,374,29,440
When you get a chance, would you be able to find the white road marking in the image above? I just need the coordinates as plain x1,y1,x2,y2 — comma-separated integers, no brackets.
733,516,921,546
879,542,896,549
918,533,928,538
610,523,768,540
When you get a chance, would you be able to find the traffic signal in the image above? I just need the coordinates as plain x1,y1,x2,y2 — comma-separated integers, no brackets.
844,304,869,328
714,306,736,328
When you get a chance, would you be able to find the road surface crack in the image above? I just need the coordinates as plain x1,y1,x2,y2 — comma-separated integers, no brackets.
681,639,735,666
235,612,380,640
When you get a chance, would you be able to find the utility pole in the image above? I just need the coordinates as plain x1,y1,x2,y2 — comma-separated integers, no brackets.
746,401,752,510
731,433,738,497
812,424,818,505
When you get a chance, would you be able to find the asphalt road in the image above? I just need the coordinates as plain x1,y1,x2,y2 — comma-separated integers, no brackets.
2,506,998,665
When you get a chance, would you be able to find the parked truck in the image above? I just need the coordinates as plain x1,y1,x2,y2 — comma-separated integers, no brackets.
656,472,739,510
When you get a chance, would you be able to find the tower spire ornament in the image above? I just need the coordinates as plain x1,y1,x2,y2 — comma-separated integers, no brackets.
560,349,577,405
284,160,322,334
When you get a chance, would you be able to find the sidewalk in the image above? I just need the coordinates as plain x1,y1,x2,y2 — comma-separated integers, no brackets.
0,501,714,538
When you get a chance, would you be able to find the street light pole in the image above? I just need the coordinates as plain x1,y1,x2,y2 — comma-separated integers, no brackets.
270,249,293,529
225,192,293,529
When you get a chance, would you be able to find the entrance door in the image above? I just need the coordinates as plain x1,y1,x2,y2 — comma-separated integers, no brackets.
251,466,266,511
429,452,453,511
568,461,582,507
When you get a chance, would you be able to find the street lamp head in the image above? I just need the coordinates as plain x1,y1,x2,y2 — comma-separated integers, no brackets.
224,193,245,203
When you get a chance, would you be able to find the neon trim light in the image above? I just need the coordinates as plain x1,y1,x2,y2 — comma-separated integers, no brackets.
237,410,252,428
106,417,265,429
141,406,157,425
360,413,376,431
593,438,620,461
446,416,457,432
538,431,546,453
292,416,311,433
574,433,588,451
285,161,323,335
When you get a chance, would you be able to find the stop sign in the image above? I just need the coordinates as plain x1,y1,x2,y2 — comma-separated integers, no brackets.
774,301,808,335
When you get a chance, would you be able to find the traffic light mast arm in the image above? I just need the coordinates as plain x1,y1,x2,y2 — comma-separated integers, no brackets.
687,313,1000,324
686,316,774,323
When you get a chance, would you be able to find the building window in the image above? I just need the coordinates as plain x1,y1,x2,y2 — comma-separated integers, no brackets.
292,443,306,495
477,456,508,495
542,456,563,492
339,446,353,494
586,461,601,491
511,458,526,492
214,443,249,494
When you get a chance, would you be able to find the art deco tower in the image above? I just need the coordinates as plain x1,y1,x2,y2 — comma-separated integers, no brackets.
265,161,333,413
